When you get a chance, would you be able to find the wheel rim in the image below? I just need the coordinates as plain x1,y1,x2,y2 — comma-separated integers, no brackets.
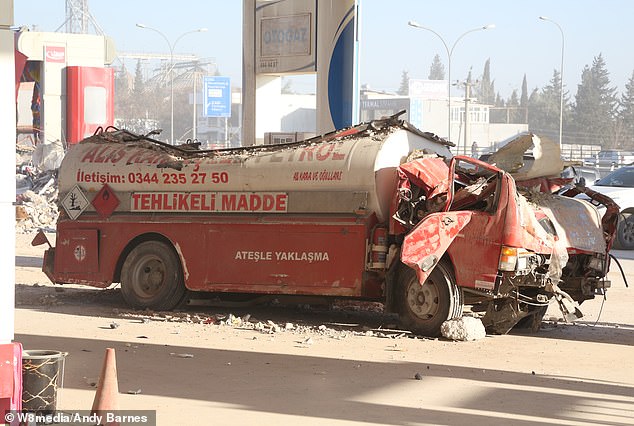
130,254,166,299
405,278,440,320
621,215,634,245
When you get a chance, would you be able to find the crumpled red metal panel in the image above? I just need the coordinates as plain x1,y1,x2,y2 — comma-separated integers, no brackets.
401,211,473,285
397,157,450,200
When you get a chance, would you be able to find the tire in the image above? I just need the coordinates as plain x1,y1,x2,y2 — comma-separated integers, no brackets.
614,212,634,250
120,240,187,310
396,261,463,337
512,305,548,333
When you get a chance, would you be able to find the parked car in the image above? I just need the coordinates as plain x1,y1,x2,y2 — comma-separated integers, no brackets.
587,166,634,249
583,149,634,168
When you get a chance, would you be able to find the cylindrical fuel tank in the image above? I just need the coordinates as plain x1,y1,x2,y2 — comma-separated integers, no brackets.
58,124,452,222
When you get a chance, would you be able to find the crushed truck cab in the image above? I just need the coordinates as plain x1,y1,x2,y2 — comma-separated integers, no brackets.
34,113,617,336
394,151,616,334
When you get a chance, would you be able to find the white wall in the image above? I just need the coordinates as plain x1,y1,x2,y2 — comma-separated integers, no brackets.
254,75,282,144
280,93,316,132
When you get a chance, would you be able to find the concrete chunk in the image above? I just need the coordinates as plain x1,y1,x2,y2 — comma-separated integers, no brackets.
441,317,486,341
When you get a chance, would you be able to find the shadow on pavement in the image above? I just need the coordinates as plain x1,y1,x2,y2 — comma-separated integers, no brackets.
14,333,634,426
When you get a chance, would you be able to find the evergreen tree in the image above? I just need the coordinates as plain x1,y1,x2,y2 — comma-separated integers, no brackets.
489,80,496,104
516,75,529,124
495,93,504,107
114,65,130,97
478,58,495,104
508,90,520,123
620,72,634,142
397,70,409,95
489,92,505,124
572,54,618,146
617,71,634,148
133,59,145,98
528,87,540,105
428,54,445,80
117,59,169,136
528,69,569,141
114,65,131,121
520,75,528,108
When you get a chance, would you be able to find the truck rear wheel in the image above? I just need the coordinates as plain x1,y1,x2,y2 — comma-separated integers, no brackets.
120,240,187,311
397,261,463,337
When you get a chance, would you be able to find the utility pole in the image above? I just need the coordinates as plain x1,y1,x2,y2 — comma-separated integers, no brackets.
456,77,478,155
192,70,197,141
465,84,470,156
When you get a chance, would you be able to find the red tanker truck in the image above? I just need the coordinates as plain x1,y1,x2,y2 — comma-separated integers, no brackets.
33,114,618,335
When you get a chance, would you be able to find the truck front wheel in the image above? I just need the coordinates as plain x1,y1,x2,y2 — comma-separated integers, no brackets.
397,261,463,337
120,240,187,311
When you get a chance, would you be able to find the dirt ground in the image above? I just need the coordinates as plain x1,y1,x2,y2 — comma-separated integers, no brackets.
12,231,634,426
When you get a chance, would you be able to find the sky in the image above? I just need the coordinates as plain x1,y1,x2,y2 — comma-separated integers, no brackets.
12,0,634,100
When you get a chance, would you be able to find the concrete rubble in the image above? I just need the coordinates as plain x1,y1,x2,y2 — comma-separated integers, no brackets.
440,316,487,341
119,308,418,341
15,142,60,233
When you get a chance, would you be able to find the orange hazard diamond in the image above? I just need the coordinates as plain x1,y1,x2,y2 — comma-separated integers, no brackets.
91,184,119,219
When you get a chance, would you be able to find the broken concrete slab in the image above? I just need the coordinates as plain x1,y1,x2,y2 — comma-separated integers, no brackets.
441,316,486,341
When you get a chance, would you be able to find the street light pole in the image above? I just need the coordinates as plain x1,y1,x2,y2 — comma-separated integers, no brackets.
539,16,565,149
136,24,207,144
408,21,494,145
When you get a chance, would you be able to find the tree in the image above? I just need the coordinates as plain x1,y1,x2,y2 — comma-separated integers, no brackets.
572,53,618,146
133,59,145,98
495,93,504,107
489,92,506,124
397,70,409,96
617,71,634,148
173,89,193,141
114,65,132,120
520,74,528,108
428,54,445,80
528,69,570,141
113,59,168,136
478,58,495,105
507,90,520,123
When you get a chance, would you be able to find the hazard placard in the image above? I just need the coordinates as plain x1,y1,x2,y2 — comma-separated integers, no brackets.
61,185,89,220
91,184,120,219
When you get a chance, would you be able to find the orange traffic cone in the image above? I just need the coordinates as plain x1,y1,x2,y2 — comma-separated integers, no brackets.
91,348,120,426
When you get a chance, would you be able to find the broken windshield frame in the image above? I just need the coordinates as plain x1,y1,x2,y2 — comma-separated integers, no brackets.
445,156,503,214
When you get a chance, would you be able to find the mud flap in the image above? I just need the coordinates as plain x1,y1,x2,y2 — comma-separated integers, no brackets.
482,300,531,335
400,211,473,284
550,282,584,322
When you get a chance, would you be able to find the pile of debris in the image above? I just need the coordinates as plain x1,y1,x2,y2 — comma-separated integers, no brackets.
15,141,63,233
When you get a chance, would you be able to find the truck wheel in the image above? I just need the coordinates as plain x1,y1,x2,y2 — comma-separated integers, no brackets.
396,261,463,337
614,212,634,250
120,240,187,311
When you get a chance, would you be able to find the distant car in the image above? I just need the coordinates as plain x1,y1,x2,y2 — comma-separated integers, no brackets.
583,149,634,168
587,166,634,249
561,165,601,186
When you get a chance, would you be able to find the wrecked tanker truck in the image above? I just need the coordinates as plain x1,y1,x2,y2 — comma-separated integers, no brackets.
33,113,618,336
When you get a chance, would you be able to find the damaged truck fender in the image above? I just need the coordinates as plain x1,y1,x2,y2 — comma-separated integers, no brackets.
400,211,473,284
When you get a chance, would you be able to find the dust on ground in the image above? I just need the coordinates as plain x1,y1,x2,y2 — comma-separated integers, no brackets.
13,232,634,426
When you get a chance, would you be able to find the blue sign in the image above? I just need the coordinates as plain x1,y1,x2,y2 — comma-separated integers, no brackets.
203,76,231,117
